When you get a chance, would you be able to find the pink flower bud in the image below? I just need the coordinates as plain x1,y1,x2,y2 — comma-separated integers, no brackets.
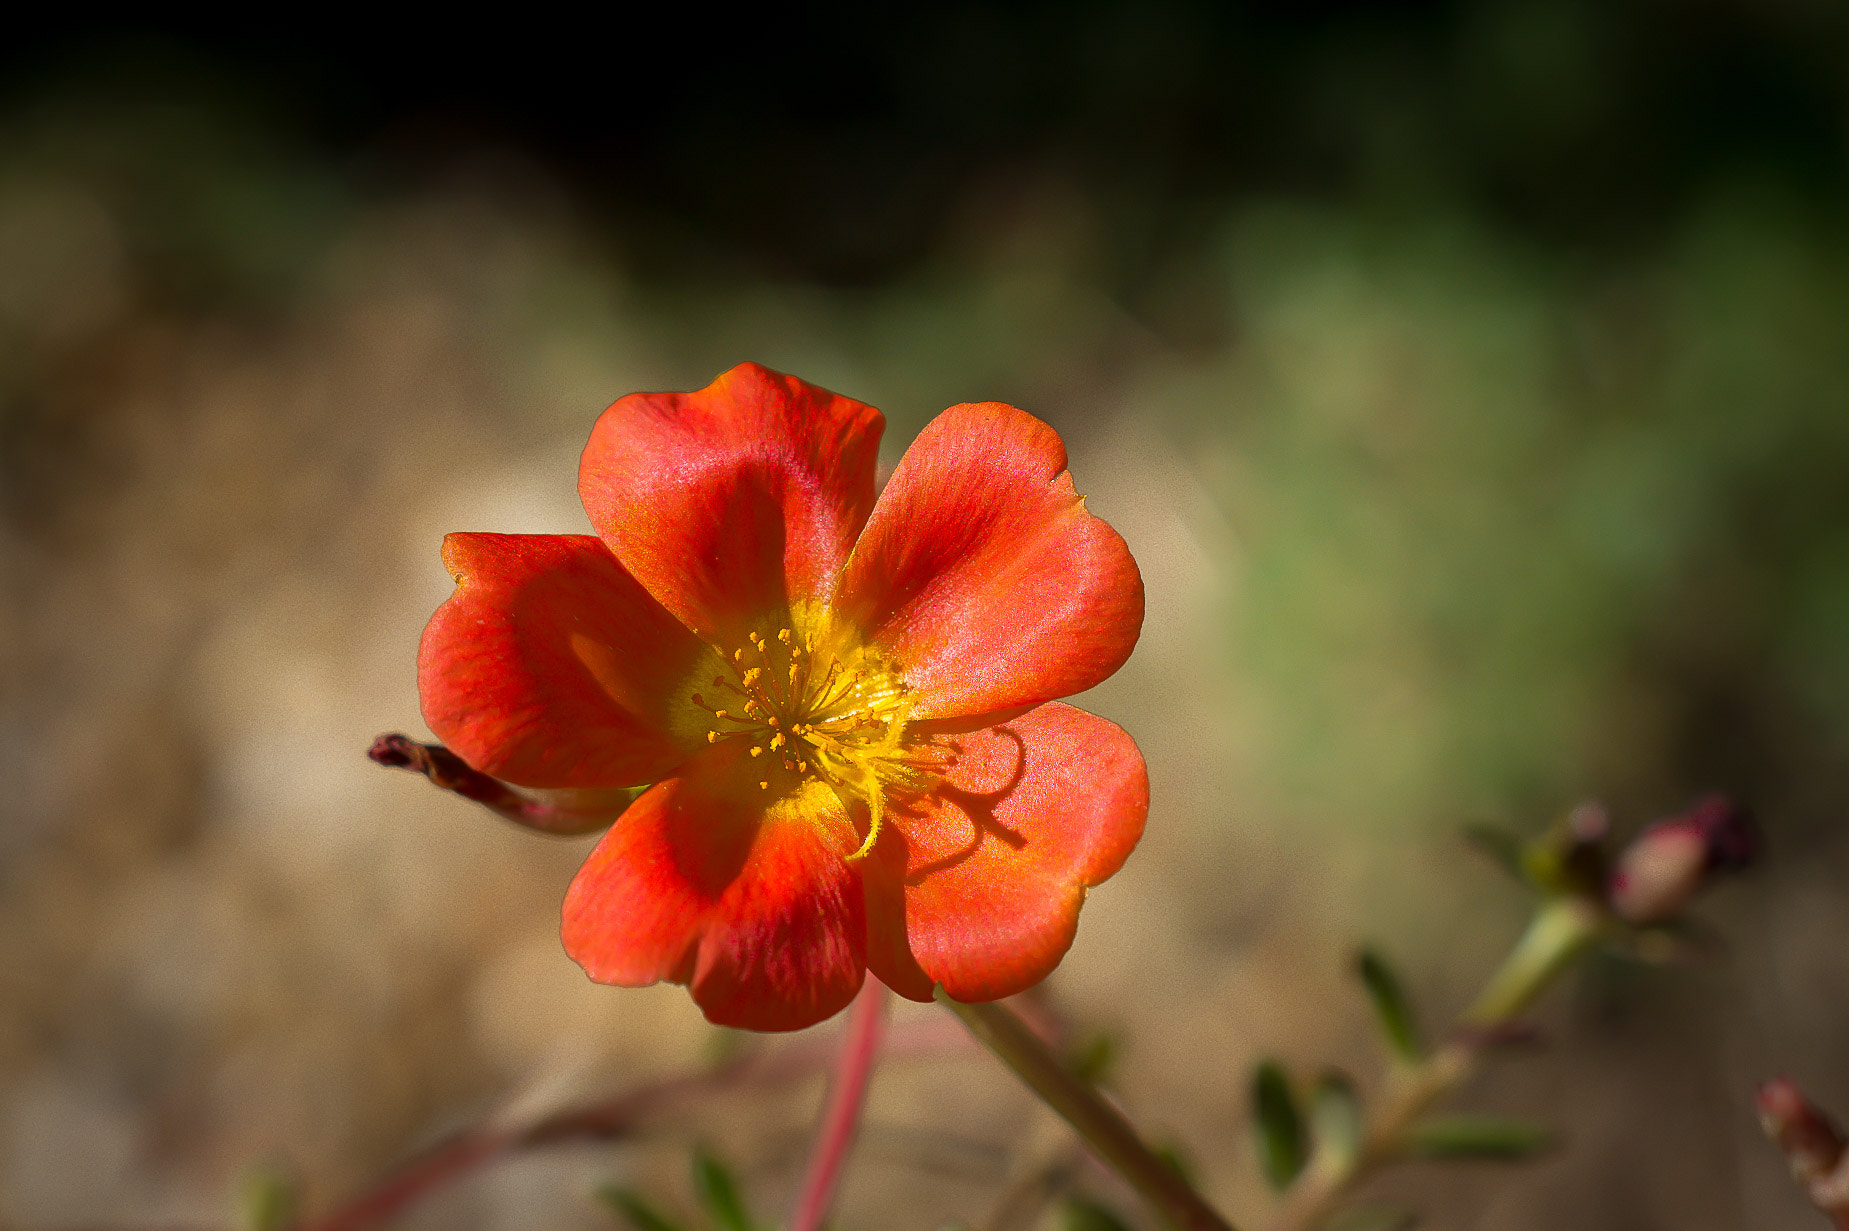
1760,1077,1846,1182
1758,1078,1849,1224
1607,794,1757,924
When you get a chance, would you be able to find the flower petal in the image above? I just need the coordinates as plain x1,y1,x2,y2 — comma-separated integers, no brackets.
419,533,709,789
562,744,867,1031
863,702,1148,1003
579,363,885,646
833,401,1143,720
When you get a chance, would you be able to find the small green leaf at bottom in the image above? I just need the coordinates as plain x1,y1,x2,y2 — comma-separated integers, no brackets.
1061,1194,1135,1231
691,1147,754,1231
1404,1115,1557,1160
595,1185,689,1231
238,1163,298,1231
1067,1029,1121,1085
1155,1137,1198,1187
1252,1060,1308,1189
1356,949,1422,1062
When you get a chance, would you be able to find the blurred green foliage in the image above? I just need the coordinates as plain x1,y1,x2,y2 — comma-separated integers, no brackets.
1356,949,1421,1061
1252,1060,1309,1189
1178,191,1849,851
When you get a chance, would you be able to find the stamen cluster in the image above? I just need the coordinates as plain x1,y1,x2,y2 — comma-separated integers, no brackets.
691,625,940,859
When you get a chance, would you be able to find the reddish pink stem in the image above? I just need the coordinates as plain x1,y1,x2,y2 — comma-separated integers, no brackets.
787,978,891,1231
292,1014,960,1231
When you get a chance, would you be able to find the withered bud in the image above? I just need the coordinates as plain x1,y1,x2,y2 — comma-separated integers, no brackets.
1758,1078,1849,1223
368,734,637,835
1761,1078,1846,1181
1607,794,1758,925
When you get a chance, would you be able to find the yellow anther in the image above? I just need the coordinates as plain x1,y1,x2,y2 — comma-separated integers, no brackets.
742,667,761,687
749,746,763,758
732,649,743,664
769,733,785,750
777,628,792,643
758,780,769,790
706,731,718,743
713,709,728,720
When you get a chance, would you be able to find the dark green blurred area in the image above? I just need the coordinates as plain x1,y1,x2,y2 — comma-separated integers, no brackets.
3,5,1848,1229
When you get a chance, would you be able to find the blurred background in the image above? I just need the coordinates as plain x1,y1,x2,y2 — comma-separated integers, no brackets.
3,4,1848,1228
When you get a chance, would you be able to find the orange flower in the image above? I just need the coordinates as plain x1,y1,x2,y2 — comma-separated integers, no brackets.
419,363,1147,1031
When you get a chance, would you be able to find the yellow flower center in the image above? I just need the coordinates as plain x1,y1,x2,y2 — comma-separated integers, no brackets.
690,620,939,861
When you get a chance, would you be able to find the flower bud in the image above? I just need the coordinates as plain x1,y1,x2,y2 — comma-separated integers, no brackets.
1760,1078,1845,1182
1607,794,1758,924
1758,1078,1849,1221
1520,801,1611,897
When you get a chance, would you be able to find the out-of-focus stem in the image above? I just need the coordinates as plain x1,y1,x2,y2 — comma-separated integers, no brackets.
1462,896,1604,1026
291,1014,967,1231
938,990,1240,1231
788,978,890,1231
1267,896,1606,1231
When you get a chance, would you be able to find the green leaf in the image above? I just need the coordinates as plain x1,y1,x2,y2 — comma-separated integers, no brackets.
1155,1138,1198,1187
1310,1071,1363,1167
1251,1060,1308,1189
1462,822,1526,882
1061,1195,1135,1231
1067,1029,1120,1085
1404,1115,1557,1160
1356,949,1421,1061
237,1163,298,1231
595,1186,689,1231
691,1147,754,1231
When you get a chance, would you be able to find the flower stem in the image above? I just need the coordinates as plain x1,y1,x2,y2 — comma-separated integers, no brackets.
1462,896,1604,1026
788,978,890,1231
1267,896,1607,1231
937,989,1240,1231
291,1015,966,1231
